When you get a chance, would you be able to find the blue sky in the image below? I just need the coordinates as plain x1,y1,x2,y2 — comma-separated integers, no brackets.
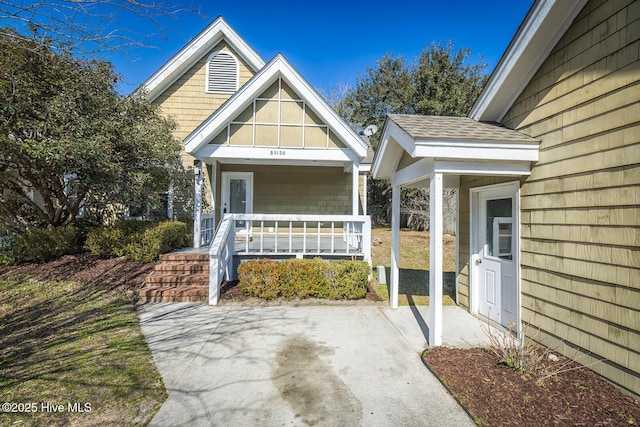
107,0,535,95
2,1,534,95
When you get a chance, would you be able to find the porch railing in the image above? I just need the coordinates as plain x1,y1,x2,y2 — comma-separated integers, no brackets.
230,214,371,262
207,213,371,305
208,214,235,305
200,213,216,247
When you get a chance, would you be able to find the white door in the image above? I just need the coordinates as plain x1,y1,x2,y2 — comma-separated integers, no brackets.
221,172,253,233
471,182,519,329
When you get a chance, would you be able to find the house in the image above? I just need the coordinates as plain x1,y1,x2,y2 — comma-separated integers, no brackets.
139,17,373,302
373,0,639,396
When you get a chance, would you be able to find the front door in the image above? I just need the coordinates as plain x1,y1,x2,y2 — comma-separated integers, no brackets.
221,172,253,233
471,182,519,329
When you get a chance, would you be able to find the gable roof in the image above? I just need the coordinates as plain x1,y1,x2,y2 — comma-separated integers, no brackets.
469,0,588,122
140,16,265,102
184,54,369,160
372,115,539,179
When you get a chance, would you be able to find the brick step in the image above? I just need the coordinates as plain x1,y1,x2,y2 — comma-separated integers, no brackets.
138,286,208,303
159,252,209,262
154,263,209,273
145,273,209,286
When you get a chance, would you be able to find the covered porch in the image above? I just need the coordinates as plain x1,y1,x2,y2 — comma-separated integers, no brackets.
373,115,539,346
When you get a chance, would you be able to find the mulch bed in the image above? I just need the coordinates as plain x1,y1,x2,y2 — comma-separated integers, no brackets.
423,347,640,426
0,253,153,291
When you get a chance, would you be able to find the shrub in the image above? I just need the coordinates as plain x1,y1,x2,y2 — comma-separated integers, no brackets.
125,221,190,263
85,220,151,257
238,259,281,299
238,258,369,300
0,236,16,265
13,226,82,262
86,220,189,262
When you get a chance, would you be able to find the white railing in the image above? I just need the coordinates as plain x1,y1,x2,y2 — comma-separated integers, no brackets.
200,213,216,247
207,213,371,306
230,214,371,264
208,214,235,305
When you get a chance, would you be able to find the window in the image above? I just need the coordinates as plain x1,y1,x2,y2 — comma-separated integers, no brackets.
206,51,238,93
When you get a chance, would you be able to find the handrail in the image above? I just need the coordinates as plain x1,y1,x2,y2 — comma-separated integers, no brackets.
208,214,234,305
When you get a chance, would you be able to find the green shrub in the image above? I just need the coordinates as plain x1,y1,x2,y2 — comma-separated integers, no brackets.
125,221,190,263
0,236,16,265
85,220,189,262
13,226,82,262
238,258,369,300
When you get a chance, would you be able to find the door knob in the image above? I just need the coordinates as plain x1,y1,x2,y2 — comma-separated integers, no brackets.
475,258,482,265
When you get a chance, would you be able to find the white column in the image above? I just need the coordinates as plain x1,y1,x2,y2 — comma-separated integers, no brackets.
362,174,368,215
210,161,217,225
193,160,203,249
352,163,359,215
429,172,443,346
390,185,400,309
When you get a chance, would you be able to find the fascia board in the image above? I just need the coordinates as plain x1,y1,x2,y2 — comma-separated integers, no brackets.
372,118,406,179
469,0,587,122
413,140,539,162
141,17,265,102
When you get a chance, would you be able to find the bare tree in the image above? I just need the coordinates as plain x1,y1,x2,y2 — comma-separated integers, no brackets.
400,187,457,234
0,0,200,54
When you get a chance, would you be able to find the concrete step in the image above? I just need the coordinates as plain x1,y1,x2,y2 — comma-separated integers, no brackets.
138,285,208,303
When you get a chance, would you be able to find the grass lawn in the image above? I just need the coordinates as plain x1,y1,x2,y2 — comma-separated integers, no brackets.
0,278,166,426
370,227,457,306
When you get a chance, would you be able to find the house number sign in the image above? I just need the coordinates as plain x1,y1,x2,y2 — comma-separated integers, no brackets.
270,150,286,156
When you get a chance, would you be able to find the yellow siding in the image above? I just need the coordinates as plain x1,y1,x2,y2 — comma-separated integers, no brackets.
463,0,639,395
221,164,352,215
152,41,256,217
154,40,255,142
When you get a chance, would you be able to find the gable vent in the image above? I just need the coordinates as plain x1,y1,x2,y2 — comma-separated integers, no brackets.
206,51,238,93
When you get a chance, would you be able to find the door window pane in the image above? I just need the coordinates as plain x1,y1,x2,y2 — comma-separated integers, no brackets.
486,198,513,260
229,178,247,213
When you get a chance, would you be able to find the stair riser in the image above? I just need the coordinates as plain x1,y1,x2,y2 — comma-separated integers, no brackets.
154,265,209,273
159,253,209,262
145,277,209,286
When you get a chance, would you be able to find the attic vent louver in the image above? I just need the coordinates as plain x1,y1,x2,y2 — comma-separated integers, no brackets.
206,51,238,93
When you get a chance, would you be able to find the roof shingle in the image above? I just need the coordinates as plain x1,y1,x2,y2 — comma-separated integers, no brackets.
388,114,538,144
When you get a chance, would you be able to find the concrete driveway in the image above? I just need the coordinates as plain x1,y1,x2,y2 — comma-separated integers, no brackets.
139,303,476,426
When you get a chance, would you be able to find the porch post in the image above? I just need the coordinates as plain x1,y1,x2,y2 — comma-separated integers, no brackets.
352,163,359,215
390,185,400,309
210,161,217,225
193,159,203,249
429,172,443,346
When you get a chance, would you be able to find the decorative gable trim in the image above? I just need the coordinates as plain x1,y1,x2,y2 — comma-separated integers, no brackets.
469,0,588,122
205,50,239,93
141,16,265,102
184,54,368,159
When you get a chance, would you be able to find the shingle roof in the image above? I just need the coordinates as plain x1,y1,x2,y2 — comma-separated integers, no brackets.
388,114,538,144
359,135,375,164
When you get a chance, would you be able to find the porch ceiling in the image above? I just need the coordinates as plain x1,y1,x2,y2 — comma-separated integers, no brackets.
372,115,540,186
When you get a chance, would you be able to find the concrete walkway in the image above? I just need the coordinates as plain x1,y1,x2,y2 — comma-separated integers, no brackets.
139,304,488,427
